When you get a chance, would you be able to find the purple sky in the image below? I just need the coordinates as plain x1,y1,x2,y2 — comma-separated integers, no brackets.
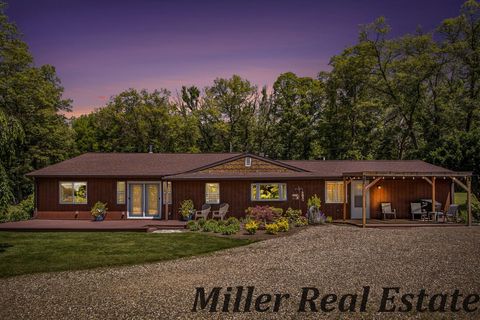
8,0,462,116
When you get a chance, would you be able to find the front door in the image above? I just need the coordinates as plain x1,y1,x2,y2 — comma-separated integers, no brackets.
128,183,161,219
350,180,370,219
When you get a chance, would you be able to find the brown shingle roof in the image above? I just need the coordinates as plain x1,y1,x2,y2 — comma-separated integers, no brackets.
280,160,454,177
27,153,242,177
27,153,460,178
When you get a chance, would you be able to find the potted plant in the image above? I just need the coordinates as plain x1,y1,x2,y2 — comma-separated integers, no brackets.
91,201,108,221
180,199,194,221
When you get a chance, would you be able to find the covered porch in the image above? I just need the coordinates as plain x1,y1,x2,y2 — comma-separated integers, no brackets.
341,170,473,228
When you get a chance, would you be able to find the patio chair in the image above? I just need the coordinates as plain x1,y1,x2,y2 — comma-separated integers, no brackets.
381,203,396,220
410,202,427,220
195,204,211,220
212,203,229,220
436,204,459,223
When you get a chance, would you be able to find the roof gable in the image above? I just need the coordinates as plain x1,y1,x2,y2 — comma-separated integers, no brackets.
183,153,307,174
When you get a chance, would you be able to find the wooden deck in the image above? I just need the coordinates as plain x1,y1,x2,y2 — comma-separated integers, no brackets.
334,219,467,228
0,219,187,232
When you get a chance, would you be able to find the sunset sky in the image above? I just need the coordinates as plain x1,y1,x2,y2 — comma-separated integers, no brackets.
8,0,463,116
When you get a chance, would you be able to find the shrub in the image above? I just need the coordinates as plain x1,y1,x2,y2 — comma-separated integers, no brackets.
197,217,206,227
458,194,480,222
91,201,108,217
19,194,34,216
309,210,326,225
226,216,240,226
295,216,308,227
220,225,238,235
276,218,289,232
217,219,227,226
186,220,200,231
202,219,218,232
265,223,279,235
271,207,284,217
246,206,281,224
284,207,301,222
244,220,259,234
326,216,333,223
2,205,30,222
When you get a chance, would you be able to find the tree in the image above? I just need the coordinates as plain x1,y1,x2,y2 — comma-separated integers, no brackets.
0,2,75,205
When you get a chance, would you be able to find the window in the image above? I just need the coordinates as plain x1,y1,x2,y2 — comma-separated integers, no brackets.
59,182,87,204
117,181,126,204
163,181,172,204
205,183,220,204
325,181,345,203
245,157,252,167
251,183,287,201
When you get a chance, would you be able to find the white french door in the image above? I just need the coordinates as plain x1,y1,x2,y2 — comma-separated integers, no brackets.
350,180,370,219
127,182,161,219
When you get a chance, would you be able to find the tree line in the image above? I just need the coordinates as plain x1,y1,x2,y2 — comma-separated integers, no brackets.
1,1,479,211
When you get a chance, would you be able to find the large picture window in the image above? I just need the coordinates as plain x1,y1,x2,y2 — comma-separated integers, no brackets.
205,183,220,204
117,181,126,204
325,181,344,203
251,183,287,201
60,182,87,204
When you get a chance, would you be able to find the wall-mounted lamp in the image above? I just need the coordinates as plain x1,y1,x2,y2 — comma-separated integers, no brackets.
377,185,382,190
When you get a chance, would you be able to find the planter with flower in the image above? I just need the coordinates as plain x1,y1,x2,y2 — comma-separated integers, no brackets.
91,201,108,221
180,199,194,221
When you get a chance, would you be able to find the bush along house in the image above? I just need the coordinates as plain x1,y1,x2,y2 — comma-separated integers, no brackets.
26,152,474,227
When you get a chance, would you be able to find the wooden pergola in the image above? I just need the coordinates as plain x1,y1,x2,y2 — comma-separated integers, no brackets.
342,171,473,228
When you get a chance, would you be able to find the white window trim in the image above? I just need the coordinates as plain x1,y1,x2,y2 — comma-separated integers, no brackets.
205,183,220,204
325,181,345,204
245,157,252,167
251,182,287,202
59,181,88,205
117,181,126,204
126,181,162,219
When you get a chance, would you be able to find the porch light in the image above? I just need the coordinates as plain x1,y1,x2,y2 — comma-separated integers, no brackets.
402,176,405,179
377,185,382,190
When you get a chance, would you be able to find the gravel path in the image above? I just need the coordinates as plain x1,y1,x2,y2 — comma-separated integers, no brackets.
1,225,479,319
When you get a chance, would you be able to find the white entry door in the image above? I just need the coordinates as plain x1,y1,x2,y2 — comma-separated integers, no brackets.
350,180,370,219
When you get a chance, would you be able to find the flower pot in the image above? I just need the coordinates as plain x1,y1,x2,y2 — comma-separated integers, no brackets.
94,215,105,221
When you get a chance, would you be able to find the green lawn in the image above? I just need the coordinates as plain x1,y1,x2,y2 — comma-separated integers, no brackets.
0,232,253,278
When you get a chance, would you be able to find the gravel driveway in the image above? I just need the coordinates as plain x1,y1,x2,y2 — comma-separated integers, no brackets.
1,225,479,319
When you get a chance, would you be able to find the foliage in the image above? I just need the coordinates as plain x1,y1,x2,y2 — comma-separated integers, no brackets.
3,1,480,211
90,201,108,217
0,4,75,209
307,195,322,210
197,217,206,227
456,192,480,221
202,219,218,232
326,216,333,223
244,220,260,234
219,225,238,235
276,218,290,232
180,200,194,218
226,216,240,226
294,216,309,227
284,207,302,222
245,206,281,224
0,193,34,223
265,223,279,235
271,207,284,216
308,209,326,225
186,220,200,231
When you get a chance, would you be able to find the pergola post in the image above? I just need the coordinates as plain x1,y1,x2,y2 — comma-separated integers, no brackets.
432,176,436,217
343,177,347,221
467,177,472,227
343,177,351,221
362,176,367,228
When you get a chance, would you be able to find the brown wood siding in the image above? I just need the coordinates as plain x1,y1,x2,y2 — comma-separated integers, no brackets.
37,177,128,213
369,179,451,219
172,179,347,220
199,157,293,173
